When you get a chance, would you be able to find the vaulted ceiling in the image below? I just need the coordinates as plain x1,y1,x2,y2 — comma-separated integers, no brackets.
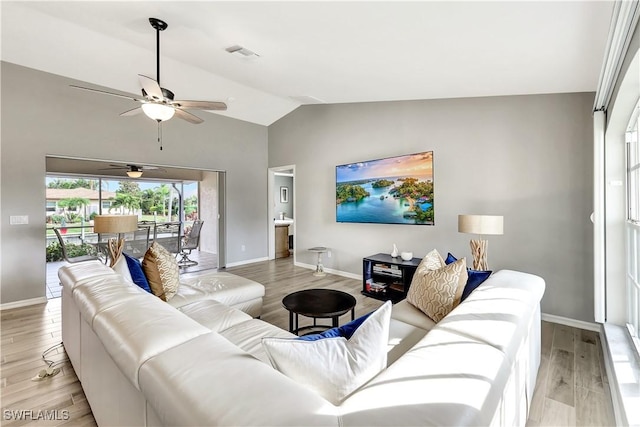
1,1,613,126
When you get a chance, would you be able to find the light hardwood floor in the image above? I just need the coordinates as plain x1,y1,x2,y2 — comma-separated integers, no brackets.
1,258,616,426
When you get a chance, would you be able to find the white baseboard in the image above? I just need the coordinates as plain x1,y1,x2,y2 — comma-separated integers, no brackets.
295,262,362,280
225,257,269,268
541,313,601,332
0,297,48,311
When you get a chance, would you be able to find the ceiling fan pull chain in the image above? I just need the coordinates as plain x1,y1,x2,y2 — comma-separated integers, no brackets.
157,120,163,151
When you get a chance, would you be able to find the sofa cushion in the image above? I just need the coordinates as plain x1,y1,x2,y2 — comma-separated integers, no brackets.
142,242,180,301
406,257,468,322
445,252,492,301
138,333,337,426
220,319,295,363
92,296,210,389
169,271,265,309
58,260,116,294
179,299,252,332
390,299,436,331
261,301,392,405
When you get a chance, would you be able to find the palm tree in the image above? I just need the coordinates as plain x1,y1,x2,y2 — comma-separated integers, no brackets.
109,193,141,214
57,197,90,221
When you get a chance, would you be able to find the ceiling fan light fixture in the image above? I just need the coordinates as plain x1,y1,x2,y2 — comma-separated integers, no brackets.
126,170,143,178
142,103,175,121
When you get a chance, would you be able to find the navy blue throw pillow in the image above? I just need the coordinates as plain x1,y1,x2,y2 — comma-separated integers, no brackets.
297,311,374,341
123,253,152,293
445,253,492,301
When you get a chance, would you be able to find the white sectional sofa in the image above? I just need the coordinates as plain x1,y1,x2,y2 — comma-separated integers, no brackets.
60,260,545,426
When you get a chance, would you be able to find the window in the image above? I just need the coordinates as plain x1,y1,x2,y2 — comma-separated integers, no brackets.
626,111,640,342
46,201,56,212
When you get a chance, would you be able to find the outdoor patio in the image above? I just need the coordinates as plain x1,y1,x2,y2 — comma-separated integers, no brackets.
45,250,219,299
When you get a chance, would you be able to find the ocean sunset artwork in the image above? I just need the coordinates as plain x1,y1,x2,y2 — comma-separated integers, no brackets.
336,151,434,225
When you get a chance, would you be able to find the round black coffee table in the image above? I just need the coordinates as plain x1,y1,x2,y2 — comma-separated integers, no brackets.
282,289,357,335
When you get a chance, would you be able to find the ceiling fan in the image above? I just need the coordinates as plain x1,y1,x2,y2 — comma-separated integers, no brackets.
99,164,165,178
70,18,227,127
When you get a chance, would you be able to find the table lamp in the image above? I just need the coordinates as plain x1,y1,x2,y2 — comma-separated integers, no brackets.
458,214,504,270
93,215,139,267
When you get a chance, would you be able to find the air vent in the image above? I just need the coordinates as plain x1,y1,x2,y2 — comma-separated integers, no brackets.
225,45,260,59
289,95,327,105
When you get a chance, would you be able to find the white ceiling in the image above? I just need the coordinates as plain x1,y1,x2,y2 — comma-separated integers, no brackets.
1,1,614,126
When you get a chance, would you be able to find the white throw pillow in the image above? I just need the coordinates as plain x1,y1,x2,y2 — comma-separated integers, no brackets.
111,254,134,283
262,300,392,405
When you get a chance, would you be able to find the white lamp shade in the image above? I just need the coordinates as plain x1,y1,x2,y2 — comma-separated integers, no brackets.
141,103,175,121
93,215,139,234
458,215,504,235
126,170,143,178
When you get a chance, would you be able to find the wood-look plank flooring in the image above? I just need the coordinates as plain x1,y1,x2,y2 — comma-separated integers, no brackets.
2,257,616,426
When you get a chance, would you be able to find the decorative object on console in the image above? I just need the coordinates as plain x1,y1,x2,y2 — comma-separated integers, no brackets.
336,151,434,225
400,251,413,261
445,252,492,301
142,242,180,301
390,244,399,257
93,214,139,267
261,301,392,405
458,214,504,270
407,252,468,322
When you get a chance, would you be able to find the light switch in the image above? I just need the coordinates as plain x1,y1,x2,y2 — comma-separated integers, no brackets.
9,215,29,225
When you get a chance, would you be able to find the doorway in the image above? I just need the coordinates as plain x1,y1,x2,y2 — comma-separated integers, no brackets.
45,156,227,298
268,165,295,262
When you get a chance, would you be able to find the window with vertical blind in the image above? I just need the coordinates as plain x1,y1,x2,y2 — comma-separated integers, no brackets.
626,111,640,341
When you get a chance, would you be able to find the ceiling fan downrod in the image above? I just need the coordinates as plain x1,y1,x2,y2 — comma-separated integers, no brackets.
149,18,168,86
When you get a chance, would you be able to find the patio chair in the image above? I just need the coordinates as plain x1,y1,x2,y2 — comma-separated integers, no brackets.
123,227,151,258
154,221,182,253
53,227,100,264
177,220,204,267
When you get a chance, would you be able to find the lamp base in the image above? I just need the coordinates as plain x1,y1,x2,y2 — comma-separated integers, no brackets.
470,239,489,271
107,238,125,267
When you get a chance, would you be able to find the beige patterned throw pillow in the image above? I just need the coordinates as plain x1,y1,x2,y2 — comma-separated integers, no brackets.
415,249,445,275
407,257,468,322
142,242,180,301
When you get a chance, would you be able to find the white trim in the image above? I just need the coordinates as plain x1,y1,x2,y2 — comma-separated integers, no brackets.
294,261,362,280
541,313,601,332
594,110,607,323
593,0,640,111
0,297,48,311
225,256,269,268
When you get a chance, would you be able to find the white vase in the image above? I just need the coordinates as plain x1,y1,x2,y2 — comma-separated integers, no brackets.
391,244,399,258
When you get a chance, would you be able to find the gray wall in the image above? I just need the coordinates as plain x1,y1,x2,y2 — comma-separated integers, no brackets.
1,62,268,304
269,93,595,322
274,175,293,219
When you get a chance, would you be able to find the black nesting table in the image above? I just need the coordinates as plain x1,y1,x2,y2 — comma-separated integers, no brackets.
282,289,356,335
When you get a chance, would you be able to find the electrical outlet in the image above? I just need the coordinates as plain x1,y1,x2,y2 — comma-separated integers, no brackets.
327,250,332,258
241,245,246,252
10,215,29,225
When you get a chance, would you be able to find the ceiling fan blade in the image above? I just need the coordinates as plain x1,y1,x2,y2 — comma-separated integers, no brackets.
174,108,203,124
171,100,227,111
120,107,143,117
138,75,164,100
70,85,143,102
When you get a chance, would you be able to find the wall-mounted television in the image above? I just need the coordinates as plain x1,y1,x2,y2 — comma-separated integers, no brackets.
336,151,434,225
